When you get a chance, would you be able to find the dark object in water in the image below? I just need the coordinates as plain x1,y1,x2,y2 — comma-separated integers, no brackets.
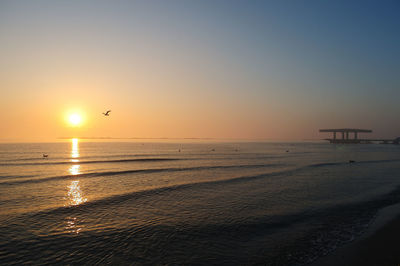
43,154,48,158
349,160,355,163
286,150,289,152
211,149,215,152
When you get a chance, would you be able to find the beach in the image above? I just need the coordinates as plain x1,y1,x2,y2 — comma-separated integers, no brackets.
313,203,400,266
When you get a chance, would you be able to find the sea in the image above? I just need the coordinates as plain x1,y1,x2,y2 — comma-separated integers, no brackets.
0,140,399,265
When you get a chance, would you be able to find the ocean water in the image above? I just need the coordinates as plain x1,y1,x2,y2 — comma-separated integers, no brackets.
0,140,400,265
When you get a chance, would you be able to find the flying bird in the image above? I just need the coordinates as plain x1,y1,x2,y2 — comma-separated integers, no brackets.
103,110,111,116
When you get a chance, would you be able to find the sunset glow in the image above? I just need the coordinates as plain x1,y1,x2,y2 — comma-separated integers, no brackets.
1,1,399,142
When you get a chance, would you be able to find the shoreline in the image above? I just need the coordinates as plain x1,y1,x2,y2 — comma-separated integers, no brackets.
311,203,400,265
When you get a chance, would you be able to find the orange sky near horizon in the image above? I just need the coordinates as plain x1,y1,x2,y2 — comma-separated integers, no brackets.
0,37,320,142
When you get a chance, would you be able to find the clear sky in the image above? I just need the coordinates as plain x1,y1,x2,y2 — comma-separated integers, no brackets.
1,0,399,141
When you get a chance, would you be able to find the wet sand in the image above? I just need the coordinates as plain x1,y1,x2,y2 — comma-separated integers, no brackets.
312,203,400,266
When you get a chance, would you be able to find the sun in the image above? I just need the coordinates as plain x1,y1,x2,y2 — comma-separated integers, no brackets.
68,113,82,126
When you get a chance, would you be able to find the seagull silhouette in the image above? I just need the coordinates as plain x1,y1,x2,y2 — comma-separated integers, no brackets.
102,110,111,116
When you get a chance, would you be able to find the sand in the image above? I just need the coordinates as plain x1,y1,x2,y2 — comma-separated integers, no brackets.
312,203,400,266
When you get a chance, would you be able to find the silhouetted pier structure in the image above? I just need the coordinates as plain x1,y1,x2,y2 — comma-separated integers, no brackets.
319,128,400,144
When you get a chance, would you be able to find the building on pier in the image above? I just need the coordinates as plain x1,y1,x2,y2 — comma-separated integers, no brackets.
319,128,399,144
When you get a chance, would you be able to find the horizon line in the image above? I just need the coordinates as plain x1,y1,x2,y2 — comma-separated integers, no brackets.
57,137,322,141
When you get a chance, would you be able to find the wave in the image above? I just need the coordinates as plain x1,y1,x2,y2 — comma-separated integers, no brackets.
0,152,286,164
0,174,37,179
28,173,278,217
309,162,347,168
2,157,399,186
25,182,400,265
308,158,400,168
0,153,176,162
0,163,283,186
3,154,400,265
0,155,282,165
0,158,180,166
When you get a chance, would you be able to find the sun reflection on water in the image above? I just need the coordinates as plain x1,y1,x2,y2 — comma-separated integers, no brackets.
71,138,79,160
67,180,87,206
65,216,82,234
69,165,81,175
64,138,86,234
66,138,86,206
69,138,81,176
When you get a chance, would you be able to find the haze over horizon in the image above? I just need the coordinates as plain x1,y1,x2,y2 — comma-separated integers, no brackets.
1,0,399,142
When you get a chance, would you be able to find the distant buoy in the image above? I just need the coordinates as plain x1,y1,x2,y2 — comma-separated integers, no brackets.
43,154,48,158
349,160,355,163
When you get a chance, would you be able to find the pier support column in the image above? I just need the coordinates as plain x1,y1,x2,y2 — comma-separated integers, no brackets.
346,132,349,140
342,132,345,140
355,132,358,140
333,132,336,140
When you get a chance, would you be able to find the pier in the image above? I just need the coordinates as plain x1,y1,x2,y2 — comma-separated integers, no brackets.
319,128,400,144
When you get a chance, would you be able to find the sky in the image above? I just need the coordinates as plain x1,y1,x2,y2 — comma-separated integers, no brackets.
1,0,399,142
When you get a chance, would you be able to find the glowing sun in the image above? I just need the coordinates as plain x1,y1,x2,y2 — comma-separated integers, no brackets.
68,113,82,126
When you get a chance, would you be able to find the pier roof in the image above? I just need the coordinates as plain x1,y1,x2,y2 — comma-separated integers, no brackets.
319,128,372,133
